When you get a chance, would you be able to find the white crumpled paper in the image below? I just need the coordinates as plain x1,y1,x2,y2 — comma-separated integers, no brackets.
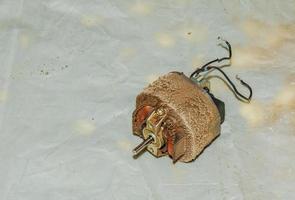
0,0,295,199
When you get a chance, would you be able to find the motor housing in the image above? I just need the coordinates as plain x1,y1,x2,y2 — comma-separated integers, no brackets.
132,72,223,163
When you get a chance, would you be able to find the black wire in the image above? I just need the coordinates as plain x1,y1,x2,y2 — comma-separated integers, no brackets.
190,37,252,102
206,66,252,102
190,37,232,79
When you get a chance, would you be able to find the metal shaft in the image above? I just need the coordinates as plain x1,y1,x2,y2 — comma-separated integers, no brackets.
133,136,154,156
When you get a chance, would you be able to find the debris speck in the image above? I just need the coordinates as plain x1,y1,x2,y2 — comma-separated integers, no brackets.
61,65,69,70
40,69,49,76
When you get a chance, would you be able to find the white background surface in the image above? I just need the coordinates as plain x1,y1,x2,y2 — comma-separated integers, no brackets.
0,0,295,199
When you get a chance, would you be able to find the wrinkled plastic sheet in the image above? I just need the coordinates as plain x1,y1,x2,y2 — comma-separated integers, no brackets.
0,1,295,199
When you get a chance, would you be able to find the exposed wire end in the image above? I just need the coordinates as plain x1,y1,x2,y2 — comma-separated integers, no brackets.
190,38,253,103
190,37,232,79
236,75,253,102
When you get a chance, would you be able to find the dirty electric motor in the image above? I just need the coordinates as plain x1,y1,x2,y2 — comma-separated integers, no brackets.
132,38,252,163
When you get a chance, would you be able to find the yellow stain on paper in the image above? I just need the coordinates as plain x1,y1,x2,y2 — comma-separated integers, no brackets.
273,85,295,108
232,46,273,68
155,32,175,48
19,33,31,49
240,19,295,49
0,90,7,102
74,119,96,135
239,74,295,129
233,18,295,69
117,139,133,151
130,2,152,15
119,47,136,61
240,101,266,127
269,84,295,123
